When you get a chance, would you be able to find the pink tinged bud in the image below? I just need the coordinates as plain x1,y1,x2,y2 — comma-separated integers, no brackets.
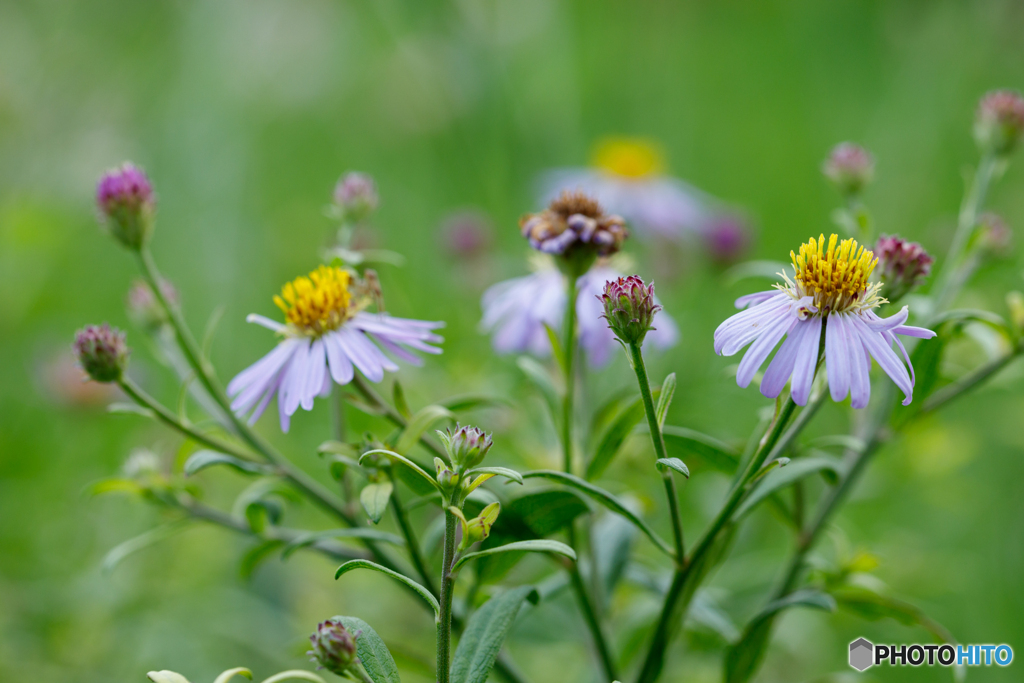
333,172,379,222
73,323,129,383
875,234,934,301
703,214,752,264
442,210,494,259
440,424,493,471
599,275,662,346
974,90,1024,156
308,619,359,675
822,142,874,196
126,278,178,329
96,163,155,250
977,212,1012,255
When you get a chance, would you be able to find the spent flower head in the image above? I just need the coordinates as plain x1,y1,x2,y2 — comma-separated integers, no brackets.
823,143,874,196
874,235,934,302
439,424,492,471
334,172,379,223
308,619,359,675
520,191,627,276
974,90,1024,156
599,275,663,346
96,163,156,250
73,324,129,383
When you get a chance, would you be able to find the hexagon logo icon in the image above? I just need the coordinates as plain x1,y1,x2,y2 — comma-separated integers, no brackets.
849,638,874,671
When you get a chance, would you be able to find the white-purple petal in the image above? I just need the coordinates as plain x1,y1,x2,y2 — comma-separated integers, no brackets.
789,315,822,405
825,312,852,403
736,315,798,387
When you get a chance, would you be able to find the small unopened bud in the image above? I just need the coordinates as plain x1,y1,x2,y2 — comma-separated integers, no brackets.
442,210,494,259
309,619,359,675
599,275,662,346
334,172,379,223
822,143,874,196
703,214,752,264
73,324,129,383
974,90,1024,156
875,235,934,302
977,212,1012,256
454,502,500,551
435,457,457,491
126,279,178,329
96,163,156,250
520,191,627,276
439,424,493,471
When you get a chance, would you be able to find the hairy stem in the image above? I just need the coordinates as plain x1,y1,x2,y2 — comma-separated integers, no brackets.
437,509,458,683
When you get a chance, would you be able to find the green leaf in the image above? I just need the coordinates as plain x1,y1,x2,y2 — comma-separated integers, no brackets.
593,510,637,599
522,470,675,558
107,402,157,419
466,466,524,485
359,449,441,493
86,478,145,497
213,668,253,683
232,479,302,532
259,672,328,683
661,425,740,474
517,356,559,424
318,440,361,457
655,457,690,478
450,586,540,683
438,394,510,412
453,540,575,574
102,520,190,574
282,528,405,558
183,450,267,477
361,482,394,524
831,587,956,644
392,380,412,419
734,456,843,520
335,559,439,615
394,405,454,456
239,539,286,580
334,616,401,683
725,590,836,683
543,322,567,375
147,672,192,683
655,372,676,427
505,489,589,537
586,395,645,480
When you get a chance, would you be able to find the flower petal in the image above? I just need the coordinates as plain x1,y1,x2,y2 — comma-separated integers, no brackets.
825,312,851,403
789,314,823,405
245,313,287,333
323,331,355,385
851,315,914,406
301,338,326,411
227,338,299,397
735,290,778,310
736,314,797,388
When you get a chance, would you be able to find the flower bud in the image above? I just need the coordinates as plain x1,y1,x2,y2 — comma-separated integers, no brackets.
435,457,457,491
822,143,874,196
875,235,934,302
96,163,156,250
442,210,494,259
333,172,379,223
520,191,627,275
974,90,1024,156
703,214,752,264
439,424,493,471
977,212,1012,256
599,275,663,346
73,324,129,383
308,619,359,675
455,502,500,551
126,278,178,329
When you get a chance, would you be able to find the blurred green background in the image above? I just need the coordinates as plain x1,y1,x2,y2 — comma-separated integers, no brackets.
2,1,1024,681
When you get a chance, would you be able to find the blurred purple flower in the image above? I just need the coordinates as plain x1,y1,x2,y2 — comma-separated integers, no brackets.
703,214,753,264
481,263,678,367
442,210,494,258
95,162,156,249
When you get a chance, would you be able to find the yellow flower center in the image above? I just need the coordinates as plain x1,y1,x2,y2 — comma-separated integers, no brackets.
592,137,664,179
274,265,354,335
788,234,882,313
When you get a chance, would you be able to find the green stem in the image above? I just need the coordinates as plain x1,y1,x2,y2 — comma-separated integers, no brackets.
627,342,684,561
562,275,578,474
568,561,619,681
437,508,458,683
921,343,1023,415
635,396,801,683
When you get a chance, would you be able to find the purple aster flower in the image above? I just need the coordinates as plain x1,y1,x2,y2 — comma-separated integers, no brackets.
874,234,934,302
539,137,711,241
822,143,874,196
333,171,379,222
96,162,156,249
974,90,1024,156
715,234,935,408
228,265,443,432
481,262,678,367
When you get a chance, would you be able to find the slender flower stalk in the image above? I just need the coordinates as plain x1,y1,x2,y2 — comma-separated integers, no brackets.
437,508,458,683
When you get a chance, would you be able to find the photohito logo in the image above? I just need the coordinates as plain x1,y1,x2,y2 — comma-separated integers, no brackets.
849,638,1013,671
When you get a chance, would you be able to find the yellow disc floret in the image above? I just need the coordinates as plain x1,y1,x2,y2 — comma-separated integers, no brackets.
787,234,884,314
592,137,664,179
274,265,355,336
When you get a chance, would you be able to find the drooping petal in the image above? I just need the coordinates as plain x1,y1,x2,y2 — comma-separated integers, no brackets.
302,338,326,411
736,315,798,388
844,316,872,409
334,327,387,382
280,339,312,417
892,324,937,339
789,314,823,405
825,312,852,403
850,315,914,405
760,324,803,399
862,306,909,333
227,338,300,397
735,290,779,310
245,313,288,333
323,331,355,385
716,296,793,356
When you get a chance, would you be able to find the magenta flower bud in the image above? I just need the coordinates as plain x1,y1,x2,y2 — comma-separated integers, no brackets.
308,619,359,675
442,210,493,259
599,275,663,346
73,323,129,383
703,214,752,264
823,143,874,196
126,278,178,329
96,163,156,250
439,424,493,471
333,172,379,222
875,234,934,302
520,191,627,276
974,90,1024,156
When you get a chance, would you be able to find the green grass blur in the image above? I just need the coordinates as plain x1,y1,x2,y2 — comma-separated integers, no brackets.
2,1,1024,682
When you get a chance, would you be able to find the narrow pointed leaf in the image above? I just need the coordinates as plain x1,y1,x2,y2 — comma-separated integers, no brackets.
655,372,676,427
108,402,157,418
394,405,453,455
543,322,567,374
183,450,267,477
450,586,540,683
282,528,404,558
359,449,440,493
318,440,361,457
259,673,327,683
102,520,190,574
466,466,524,485
335,559,439,615
360,482,394,524
213,668,253,683
334,616,401,683
437,394,510,412
522,470,675,558
734,457,843,521
148,672,192,683
453,540,575,573
586,395,645,480
517,357,559,424
655,457,690,478
392,380,412,419
661,425,740,474
239,539,285,580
